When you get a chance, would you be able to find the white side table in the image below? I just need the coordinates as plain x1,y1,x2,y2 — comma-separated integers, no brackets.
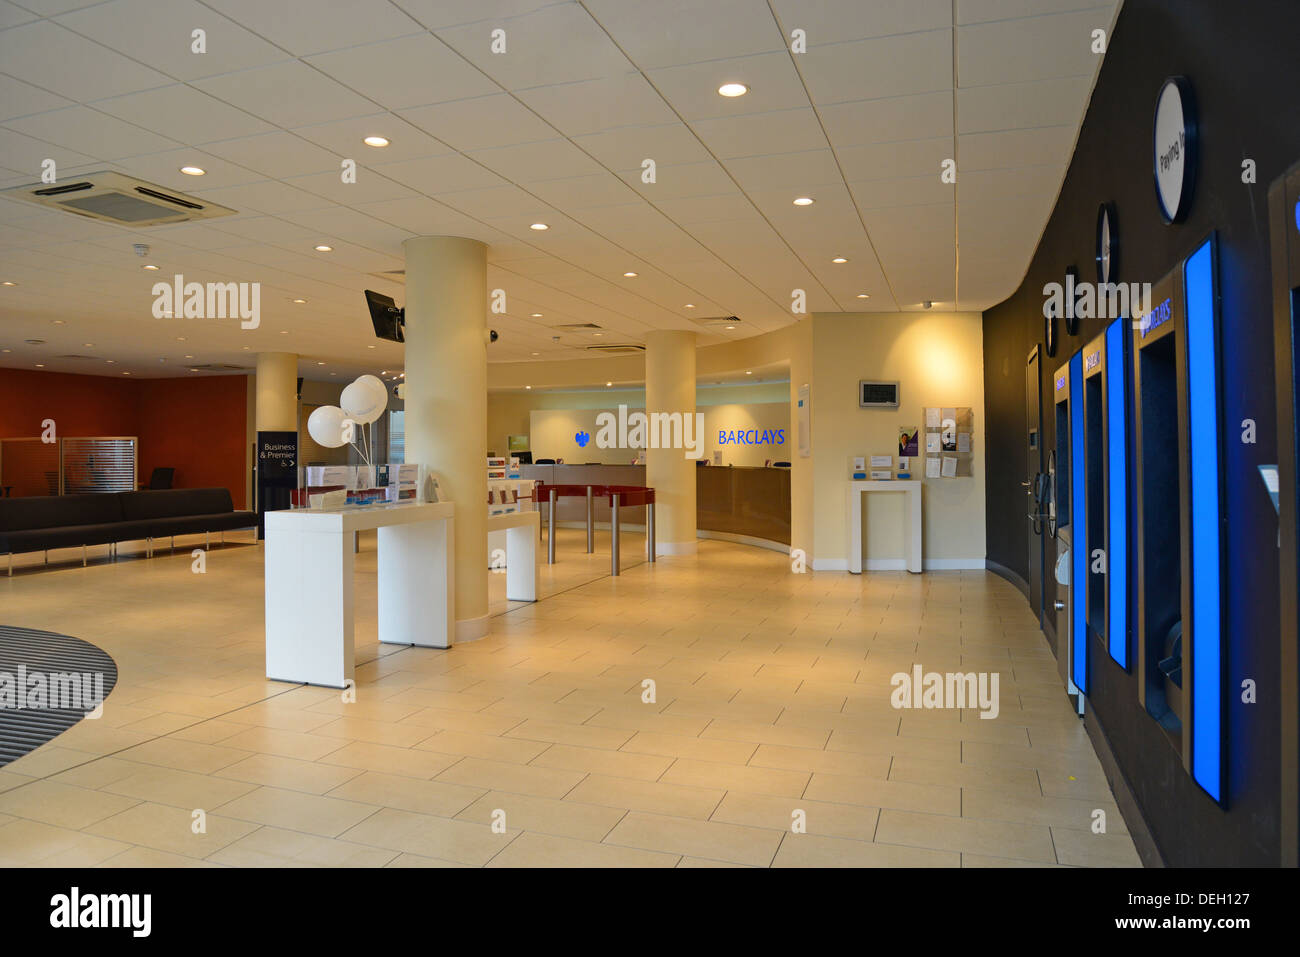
486,510,539,602
846,480,923,574
265,502,455,687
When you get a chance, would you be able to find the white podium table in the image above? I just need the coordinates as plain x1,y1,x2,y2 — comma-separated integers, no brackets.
265,502,455,687
846,480,923,574
486,510,539,602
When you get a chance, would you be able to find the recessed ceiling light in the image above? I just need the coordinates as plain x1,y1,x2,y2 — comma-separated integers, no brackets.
363,136,390,148
623,271,637,277
106,359,115,364
531,352,539,356
718,82,748,97
593,332,602,336
745,370,753,375
606,381,613,387
292,298,307,304
530,223,549,231
684,304,695,309
530,313,543,318
793,197,814,206
279,330,289,335
52,319,65,325
330,372,337,376
176,336,186,342
83,342,93,347
832,257,848,263
525,385,532,390
35,363,44,368
856,293,870,299
179,166,205,176
317,361,325,365
142,264,159,270
367,344,376,349
1,348,9,353
189,368,199,372
724,325,735,330
314,245,332,252
2,281,16,286
184,354,193,358
122,371,131,375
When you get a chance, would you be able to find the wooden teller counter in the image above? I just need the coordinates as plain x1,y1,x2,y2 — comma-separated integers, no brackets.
519,464,791,547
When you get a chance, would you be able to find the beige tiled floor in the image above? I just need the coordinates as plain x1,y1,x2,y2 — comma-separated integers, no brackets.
0,528,1142,867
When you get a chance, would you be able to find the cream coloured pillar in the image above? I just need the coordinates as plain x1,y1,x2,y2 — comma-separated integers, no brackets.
403,236,489,641
255,352,298,433
645,329,697,555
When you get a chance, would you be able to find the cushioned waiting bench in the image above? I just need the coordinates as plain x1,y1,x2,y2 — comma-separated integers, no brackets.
0,487,255,575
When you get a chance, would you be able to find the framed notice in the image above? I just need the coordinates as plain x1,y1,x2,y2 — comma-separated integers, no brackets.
797,385,811,457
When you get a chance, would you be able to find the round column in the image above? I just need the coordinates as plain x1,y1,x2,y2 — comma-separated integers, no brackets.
255,352,298,432
403,236,489,641
645,329,697,555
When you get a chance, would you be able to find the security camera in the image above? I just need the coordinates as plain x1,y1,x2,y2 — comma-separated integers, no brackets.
489,329,499,343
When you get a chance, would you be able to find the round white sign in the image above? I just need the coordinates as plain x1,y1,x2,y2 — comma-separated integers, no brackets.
1153,78,1194,222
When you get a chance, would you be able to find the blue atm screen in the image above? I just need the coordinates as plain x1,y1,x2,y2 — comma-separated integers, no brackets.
1105,319,1128,668
1070,351,1087,693
1185,239,1222,802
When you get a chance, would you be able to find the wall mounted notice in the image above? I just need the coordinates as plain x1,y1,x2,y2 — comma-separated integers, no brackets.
797,385,811,457
923,406,974,479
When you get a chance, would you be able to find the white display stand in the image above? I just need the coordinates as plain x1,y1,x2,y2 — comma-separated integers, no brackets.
846,480,923,574
264,502,455,687
486,510,539,602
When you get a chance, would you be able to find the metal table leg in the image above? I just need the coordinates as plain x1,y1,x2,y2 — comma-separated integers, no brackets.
647,501,656,562
586,486,594,553
610,493,620,576
547,489,556,564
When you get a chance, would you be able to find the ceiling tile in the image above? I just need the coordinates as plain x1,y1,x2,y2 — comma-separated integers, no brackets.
94,85,276,145
647,52,809,121
0,74,74,122
393,0,563,31
0,20,172,101
956,75,1091,132
819,91,953,149
770,0,951,41
958,126,1074,171
194,61,378,128
203,131,342,179
691,108,828,160
837,137,952,182
55,0,289,81
282,169,419,207
306,33,499,110
201,0,423,56
516,73,677,138
958,8,1110,87
4,106,180,160
374,152,508,194
436,4,633,89
584,0,784,69
724,149,843,192
572,123,714,171
399,93,557,151
290,115,452,162
798,29,953,107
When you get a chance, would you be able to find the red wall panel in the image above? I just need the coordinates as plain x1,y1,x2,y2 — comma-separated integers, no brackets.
0,369,248,507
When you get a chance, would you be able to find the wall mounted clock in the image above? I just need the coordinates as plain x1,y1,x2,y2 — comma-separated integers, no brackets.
1096,202,1118,283
1064,266,1081,336
1153,76,1198,223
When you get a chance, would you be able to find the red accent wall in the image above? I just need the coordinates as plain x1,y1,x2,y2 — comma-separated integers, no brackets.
0,369,248,507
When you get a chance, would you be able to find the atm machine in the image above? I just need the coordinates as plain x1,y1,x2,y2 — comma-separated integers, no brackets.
1051,350,1087,709
1268,163,1300,867
1080,318,1133,670
1131,235,1225,803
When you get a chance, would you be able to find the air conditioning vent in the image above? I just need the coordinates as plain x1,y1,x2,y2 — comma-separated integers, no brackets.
369,269,406,284
554,322,602,330
2,171,236,227
186,363,251,372
688,314,741,328
56,354,98,360
585,344,644,356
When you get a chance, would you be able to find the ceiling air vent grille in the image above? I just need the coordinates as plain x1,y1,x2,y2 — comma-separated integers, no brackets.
585,344,645,356
2,171,235,227
553,322,602,330
187,364,251,372
688,314,741,328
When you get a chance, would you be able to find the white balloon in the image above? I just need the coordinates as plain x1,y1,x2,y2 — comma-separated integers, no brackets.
307,405,349,448
340,374,388,425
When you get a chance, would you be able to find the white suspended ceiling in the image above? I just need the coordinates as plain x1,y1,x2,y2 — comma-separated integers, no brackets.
0,0,1118,380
